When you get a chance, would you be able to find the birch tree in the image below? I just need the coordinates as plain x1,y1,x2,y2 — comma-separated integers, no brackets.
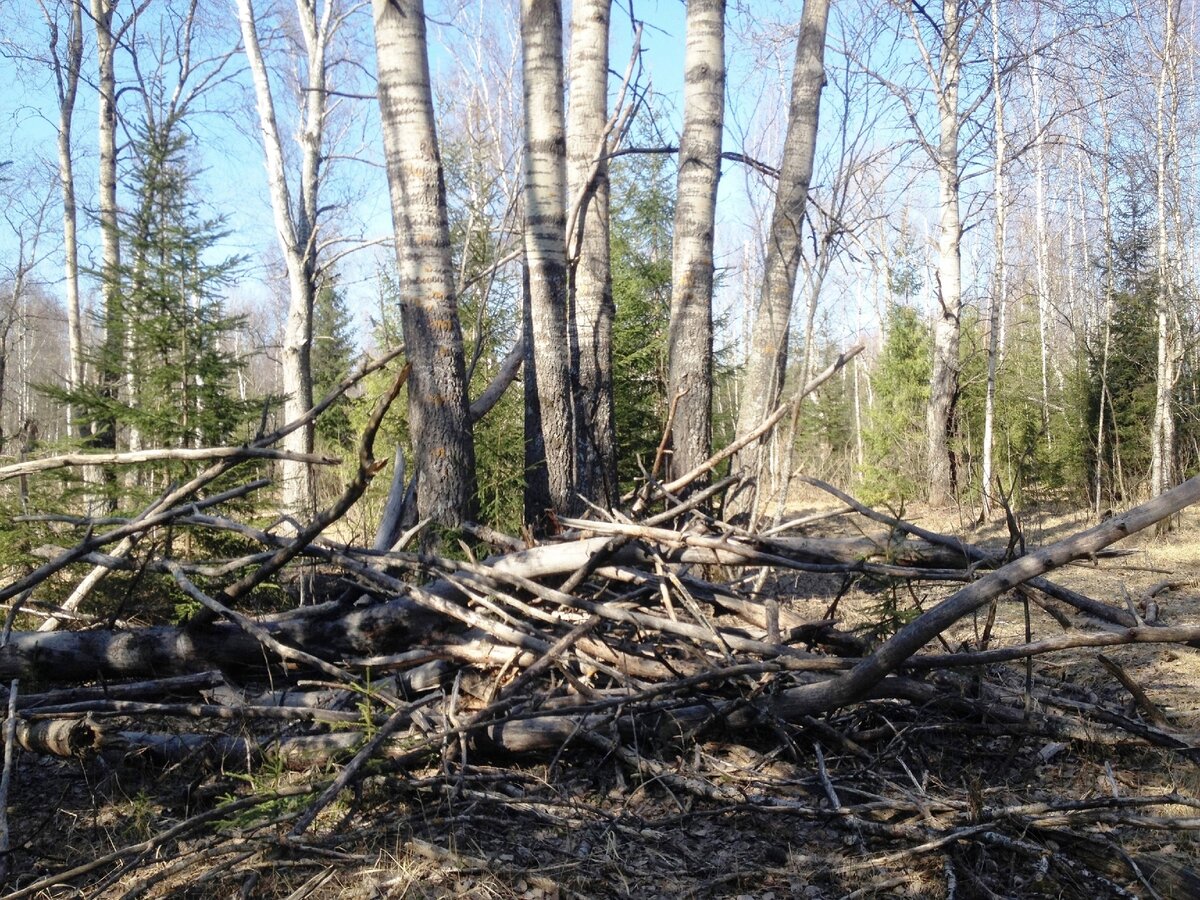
522,0,577,520
1150,0,1180,498
567,0,616,508
236,0,346,518
979,0,1004,519
36,0,85,440
920,0,963,506
92,0,126,454
372,0,477,527
729,0,830,520
667,0,724,489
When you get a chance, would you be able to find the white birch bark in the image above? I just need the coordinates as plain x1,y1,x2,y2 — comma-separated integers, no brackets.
924,0,962,505
235,0,331,518
372,0,477,527
567,0,616,508
1150,0,1178,497
522,0,578,519
980,0,1004,520
93,0,121,457
729,0,830,520
1031,50,1051,437
667,0,724,490
38,0,86,440
1093,79,1117,513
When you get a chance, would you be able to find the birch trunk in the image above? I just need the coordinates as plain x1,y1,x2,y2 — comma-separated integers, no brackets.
1094,82,1116,514
236,0,327,518
1150,0,1177,499
980,0,1003,519
42,0,86,440
522,0,578,519
924,0,962,506
1031,51,1050,438
729,0,829,520
567,0,616,508
667,0,724,490
93,0,121,457
373,0,477,527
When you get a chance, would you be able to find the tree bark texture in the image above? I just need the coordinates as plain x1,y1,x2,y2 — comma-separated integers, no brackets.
373,0,478,528
46,0,86,440
1151,0,1178,498
567,0,617,509
924,0,962,506
730,0,829,518
92,0,121,456
980,0,1004,519
522,0,579,519
667,0,724,489
236,0,324,518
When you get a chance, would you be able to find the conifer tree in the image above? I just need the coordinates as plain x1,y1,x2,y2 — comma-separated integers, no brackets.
60,124,253,472
311,279,356,449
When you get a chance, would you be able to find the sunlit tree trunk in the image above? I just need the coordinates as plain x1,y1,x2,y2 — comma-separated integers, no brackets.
1150,0,1178,499
1093,78,1118,513
924,0,962,506
236,0,334,518
1031,50,1051,438
373,0,477,527
567,0,616,508
980,0,1004,520
93,0,121,457
729,0,829,521
667,0,724,490
522,0,577,520
40,0,86,440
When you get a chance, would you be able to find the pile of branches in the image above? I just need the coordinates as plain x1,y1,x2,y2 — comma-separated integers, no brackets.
4,355,1200,896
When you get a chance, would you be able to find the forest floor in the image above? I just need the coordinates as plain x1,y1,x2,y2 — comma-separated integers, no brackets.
8,502,1200,899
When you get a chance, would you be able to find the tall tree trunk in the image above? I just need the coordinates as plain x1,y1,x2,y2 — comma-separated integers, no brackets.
522,266,552,525
522,0,578,520
372,0,477,527
1151,0,1178,499
980,0,1004,520
667,0,724,491
924,0,962,506
236,0,327,519
93,0,121,458
729,0,829,521
567,0,616,509
1093,79,1116,515
42,0,86,441
1031,50,1051,439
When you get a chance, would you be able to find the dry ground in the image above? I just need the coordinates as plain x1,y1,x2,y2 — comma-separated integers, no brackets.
7,502,1200,899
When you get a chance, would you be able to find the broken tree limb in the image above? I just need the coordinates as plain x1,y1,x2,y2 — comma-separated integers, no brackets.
33,478,272,632
469,336,525,424
187,361,410,628
905,624,1200,669
0,446,339,482
798,475,1143,629
631,343,864,510
761,474,1200,719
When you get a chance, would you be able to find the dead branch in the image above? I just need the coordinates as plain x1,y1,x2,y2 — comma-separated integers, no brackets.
757,475,1200,719
0,446,339,482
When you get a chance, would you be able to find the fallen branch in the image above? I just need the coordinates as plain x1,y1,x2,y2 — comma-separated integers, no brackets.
0,446,339,482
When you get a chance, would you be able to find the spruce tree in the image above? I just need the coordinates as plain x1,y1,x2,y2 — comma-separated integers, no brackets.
311,278,356,449
861,304,931,503
61,123,254,474
610,146,674,491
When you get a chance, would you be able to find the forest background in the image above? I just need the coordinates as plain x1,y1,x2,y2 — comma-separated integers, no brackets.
0,0,1194,538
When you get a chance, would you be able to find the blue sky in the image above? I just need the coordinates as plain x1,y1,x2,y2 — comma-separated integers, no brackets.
0,0,879,357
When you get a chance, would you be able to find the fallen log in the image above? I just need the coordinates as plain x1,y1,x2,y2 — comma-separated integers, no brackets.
759,474,1200,719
